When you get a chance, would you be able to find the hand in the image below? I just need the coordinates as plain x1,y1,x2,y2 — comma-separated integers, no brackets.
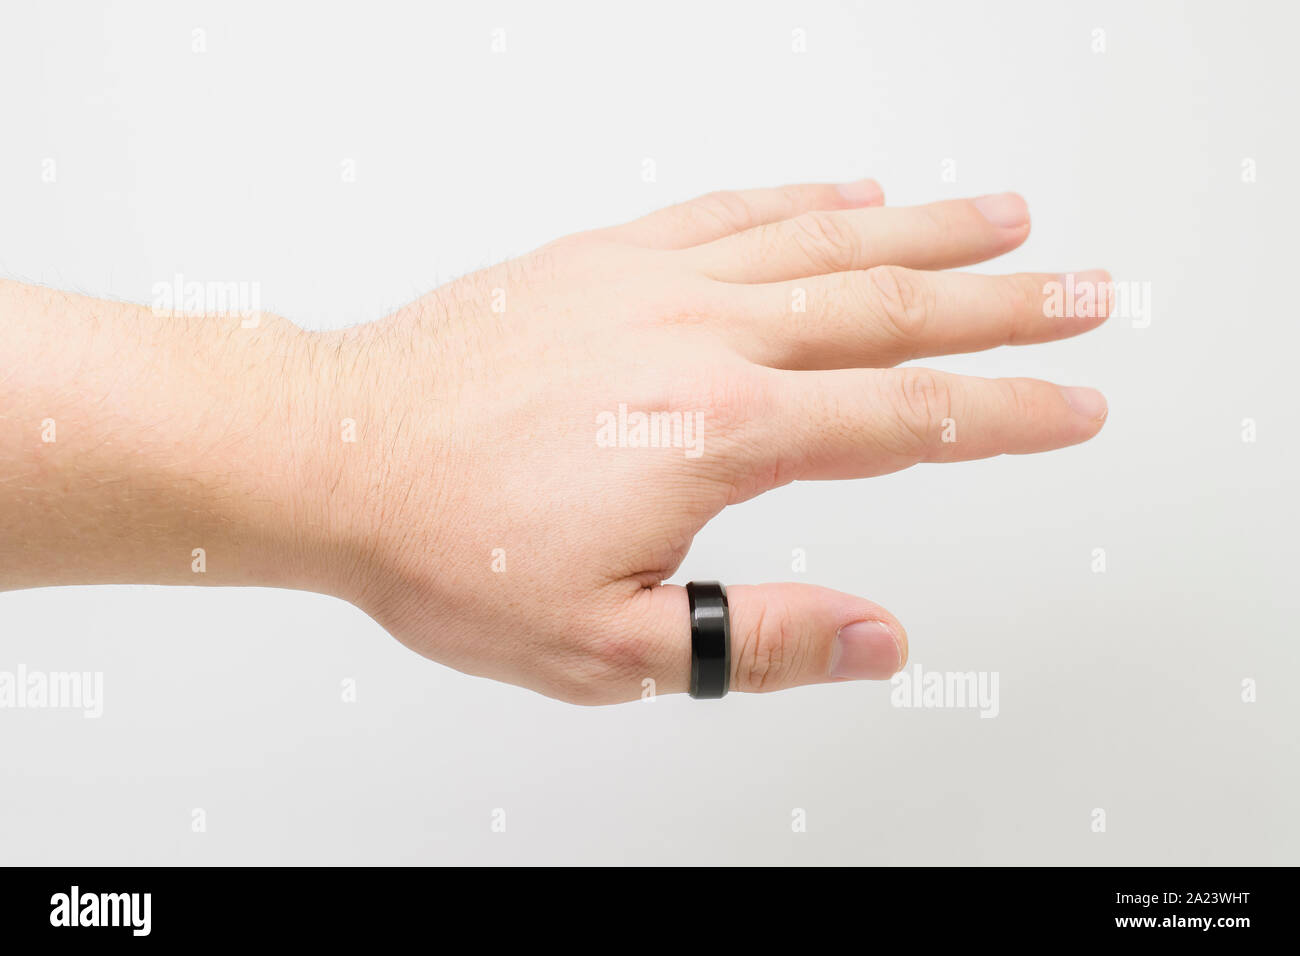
305,180,1111,703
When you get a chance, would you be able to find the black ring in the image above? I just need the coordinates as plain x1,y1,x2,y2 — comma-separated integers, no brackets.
687,581,730,699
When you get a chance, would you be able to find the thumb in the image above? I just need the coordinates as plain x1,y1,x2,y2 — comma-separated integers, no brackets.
636,582,908,696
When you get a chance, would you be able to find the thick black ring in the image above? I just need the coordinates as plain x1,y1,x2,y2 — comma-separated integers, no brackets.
687,581,730,699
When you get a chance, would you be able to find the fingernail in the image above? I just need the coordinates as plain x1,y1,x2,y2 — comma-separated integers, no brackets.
1060,386,1108,421
1070,269,1113,315
1072,268,1112,286
973,192,1029,228
829,621,902,680
836,178,884,205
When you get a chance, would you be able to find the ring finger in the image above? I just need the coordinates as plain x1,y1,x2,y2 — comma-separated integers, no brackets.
719,266,1112,370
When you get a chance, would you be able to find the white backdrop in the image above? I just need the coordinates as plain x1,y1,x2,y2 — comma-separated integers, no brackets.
1,0,1296,864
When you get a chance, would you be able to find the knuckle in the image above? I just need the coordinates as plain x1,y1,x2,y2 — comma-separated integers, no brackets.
788,210,857,272
690,190,754,233
1014,275,1045,314
675,365,772,437
547,632,650,706
1002,276,1043,342
1001,377,1037,422
770,186,808,219
866,265,931,342
894,368,952,446
650,298,716,329
736,601,800,692
915,202,950,235
548,677,609,707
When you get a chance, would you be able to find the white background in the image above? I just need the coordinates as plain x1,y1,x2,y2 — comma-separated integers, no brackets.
1,0,1296,864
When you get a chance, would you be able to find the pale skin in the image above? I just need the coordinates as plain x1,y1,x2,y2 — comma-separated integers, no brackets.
0,181,1110,704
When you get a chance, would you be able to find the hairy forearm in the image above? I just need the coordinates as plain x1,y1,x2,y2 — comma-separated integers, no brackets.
0,280,334,592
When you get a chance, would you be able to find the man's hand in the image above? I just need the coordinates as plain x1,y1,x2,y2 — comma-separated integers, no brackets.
1,180,1111,704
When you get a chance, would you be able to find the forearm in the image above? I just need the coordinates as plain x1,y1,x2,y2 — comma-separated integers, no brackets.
0,280,333,592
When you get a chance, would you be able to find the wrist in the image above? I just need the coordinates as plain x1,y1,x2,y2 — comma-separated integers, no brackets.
287,312,460,616
214,317,345,594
